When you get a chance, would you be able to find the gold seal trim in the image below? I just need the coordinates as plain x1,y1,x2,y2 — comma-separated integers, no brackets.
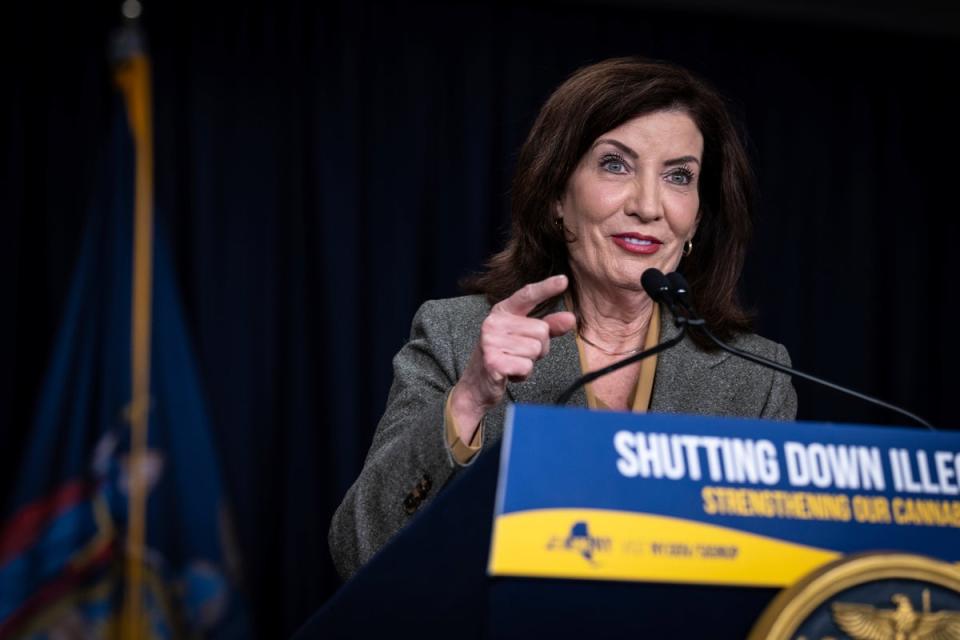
748,552,960,640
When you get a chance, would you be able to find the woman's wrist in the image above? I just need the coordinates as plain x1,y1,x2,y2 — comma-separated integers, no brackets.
449,381,490,443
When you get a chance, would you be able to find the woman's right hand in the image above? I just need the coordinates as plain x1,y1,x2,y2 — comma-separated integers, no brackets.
449,274,577,442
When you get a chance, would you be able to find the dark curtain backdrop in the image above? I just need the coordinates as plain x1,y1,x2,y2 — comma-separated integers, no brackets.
4,1,958,636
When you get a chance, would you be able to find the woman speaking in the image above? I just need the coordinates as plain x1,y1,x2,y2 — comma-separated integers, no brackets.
329,57,796,579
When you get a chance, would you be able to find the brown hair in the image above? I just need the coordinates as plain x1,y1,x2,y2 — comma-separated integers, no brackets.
462,57,755,346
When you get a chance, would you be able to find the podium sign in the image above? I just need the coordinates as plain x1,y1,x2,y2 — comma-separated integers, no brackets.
488,405,960,587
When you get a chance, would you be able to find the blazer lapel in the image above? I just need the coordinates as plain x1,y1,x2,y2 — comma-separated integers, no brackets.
650,307,731,414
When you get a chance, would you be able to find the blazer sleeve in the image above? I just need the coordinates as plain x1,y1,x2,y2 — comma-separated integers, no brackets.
328,299,469,580
760,341,798,421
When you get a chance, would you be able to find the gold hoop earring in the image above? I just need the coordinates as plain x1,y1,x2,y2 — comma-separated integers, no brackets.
683,239,693,257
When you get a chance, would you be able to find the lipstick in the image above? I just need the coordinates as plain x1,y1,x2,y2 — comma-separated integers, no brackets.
612,233,662,255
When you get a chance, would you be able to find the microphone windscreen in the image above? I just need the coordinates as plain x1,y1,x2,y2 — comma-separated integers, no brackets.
641,268,671,302
666,271,690,294
666,271,693,310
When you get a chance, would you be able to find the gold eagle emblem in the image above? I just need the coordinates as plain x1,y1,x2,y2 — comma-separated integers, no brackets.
831,590,960,640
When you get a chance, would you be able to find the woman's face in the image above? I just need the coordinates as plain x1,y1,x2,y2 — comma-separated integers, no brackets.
557,110,703,296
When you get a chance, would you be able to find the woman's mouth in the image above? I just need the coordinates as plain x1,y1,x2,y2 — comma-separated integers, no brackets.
612,234,662,255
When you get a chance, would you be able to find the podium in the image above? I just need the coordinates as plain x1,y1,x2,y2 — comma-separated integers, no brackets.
294,407,960,639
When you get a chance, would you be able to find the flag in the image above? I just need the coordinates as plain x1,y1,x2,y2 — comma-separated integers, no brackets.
0,24,251,639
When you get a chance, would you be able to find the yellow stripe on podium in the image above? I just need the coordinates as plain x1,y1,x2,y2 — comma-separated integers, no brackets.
489,509,840,587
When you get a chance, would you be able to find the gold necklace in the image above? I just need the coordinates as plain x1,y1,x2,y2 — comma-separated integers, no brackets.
578,331,646,356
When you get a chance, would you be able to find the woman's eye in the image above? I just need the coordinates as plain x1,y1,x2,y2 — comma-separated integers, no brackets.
600,154,628,174
666,168,695,185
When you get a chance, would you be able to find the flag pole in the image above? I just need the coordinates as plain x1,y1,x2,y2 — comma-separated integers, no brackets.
112,4,153,636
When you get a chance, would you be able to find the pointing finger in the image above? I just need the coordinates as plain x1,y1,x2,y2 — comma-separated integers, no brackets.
543,311,576,338
498,275,569,317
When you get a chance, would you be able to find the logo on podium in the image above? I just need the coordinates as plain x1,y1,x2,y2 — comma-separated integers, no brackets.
749,553,960,640
545,521,612,565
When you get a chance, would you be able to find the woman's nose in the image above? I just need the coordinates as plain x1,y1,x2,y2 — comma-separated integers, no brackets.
625,175,662,221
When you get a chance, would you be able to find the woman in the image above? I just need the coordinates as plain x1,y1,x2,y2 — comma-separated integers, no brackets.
329,57,797,580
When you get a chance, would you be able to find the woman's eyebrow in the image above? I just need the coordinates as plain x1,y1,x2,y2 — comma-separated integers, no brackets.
664,155,701,167
593,138,638,159
593,140,701,168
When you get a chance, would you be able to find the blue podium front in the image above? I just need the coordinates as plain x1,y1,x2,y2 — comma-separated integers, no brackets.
490,405,960,587
295,406,960,639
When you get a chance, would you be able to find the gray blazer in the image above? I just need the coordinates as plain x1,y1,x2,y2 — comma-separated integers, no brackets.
328,295,797,579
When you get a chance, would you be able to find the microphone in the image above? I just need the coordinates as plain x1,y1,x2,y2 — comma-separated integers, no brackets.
554,268,688,405
640,268,681,320
665,271,692,311
665,271,935,430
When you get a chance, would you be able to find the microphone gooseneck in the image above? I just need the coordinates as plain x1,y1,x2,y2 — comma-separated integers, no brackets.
665,271,935,431
553,328,686,405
